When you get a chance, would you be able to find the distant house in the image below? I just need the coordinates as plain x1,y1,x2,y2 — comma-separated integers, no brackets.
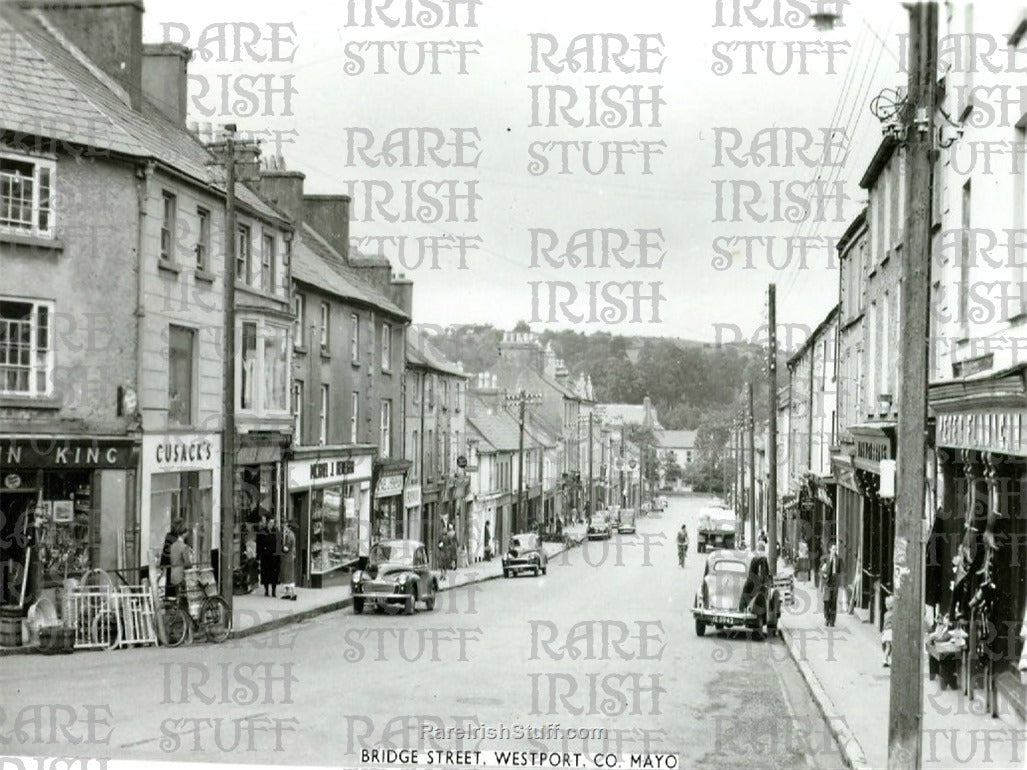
654,430,697,490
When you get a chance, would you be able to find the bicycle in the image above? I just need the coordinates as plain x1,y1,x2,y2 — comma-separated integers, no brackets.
160,569,232,646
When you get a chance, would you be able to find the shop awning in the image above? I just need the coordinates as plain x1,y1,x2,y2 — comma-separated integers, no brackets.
236,445,281,465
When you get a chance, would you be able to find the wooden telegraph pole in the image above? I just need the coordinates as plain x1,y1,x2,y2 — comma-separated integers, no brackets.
747,382,756,550
505,390,541,532
888,4,936,768
768,284,778,574
206,125,259,609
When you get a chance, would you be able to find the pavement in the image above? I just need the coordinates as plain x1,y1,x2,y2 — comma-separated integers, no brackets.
231,532,586,640
778,565,1027,770
0,498,848,769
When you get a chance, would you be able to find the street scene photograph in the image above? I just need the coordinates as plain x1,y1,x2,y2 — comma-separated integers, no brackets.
1,0,1026,769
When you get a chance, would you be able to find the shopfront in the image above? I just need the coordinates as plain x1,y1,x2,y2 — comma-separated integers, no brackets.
141,432,220,574
374,470,406,540
831,451,862,605
233,435,289,573
0,436,139,602
850,423,896,622
288,449,372,588
930,379,1027,721
404,484,422,545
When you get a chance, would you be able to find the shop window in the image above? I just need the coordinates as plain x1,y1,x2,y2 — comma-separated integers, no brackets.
149,470,213,564
0,152,55,238
0,298,53,397
241,321,258,410
30,470,94,588
310,484,359,574
168,325,195,426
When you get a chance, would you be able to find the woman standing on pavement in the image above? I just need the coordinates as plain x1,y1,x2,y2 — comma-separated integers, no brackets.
280,520,298,601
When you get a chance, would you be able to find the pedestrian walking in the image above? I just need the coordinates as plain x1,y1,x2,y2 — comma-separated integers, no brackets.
821,544,841,627
483,520,492,561
280,521,298,601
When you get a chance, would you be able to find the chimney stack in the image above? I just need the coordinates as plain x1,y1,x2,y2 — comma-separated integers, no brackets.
27,0,145,110
389,273,413,317
142,42,190,124
304,195,350,262
257,161,306,232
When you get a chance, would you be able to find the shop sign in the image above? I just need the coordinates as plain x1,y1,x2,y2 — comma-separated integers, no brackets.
1,437,139,469
404,485,422,508
144,434,219,474
375,473,404,498
288,454,371,490
937,411,1025,456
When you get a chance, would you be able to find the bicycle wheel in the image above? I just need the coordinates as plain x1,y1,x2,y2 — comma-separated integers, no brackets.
90,608,121,650
163,605,189,648
199,596,232,643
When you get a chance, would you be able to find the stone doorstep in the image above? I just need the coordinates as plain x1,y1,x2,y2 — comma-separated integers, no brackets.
0,541,579,654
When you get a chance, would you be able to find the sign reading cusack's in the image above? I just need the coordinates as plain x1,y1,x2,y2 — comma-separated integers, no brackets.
143,433,219,473
288,454,372,490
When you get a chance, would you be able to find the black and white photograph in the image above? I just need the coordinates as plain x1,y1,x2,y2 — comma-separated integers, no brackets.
1,1,1026,769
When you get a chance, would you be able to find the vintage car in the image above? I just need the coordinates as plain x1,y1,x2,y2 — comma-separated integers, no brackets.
696,507,737,552
618,508,637,534
587,512,613,540
692,550,781,639
351,539,438,615
502,533,548,577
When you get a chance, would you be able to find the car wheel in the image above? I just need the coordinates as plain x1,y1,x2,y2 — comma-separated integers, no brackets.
753,614,767,641
534,566,540,577
404,593,415,615
425,593,436,611
353,598,364,615
695,618,706,637
503,568,510,578
541,564,547,575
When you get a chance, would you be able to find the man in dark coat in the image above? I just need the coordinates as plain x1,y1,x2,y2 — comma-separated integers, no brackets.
160,519,184,592
258,516,281,597
822,544,841,627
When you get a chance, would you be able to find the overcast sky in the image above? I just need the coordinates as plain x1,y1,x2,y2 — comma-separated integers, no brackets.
144,0,908,345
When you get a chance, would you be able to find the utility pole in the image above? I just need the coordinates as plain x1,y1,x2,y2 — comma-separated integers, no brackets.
737,408,745,543
588,413,595,517
768,283,779,574
888,4,936,768
505,389,541,532
747,383,756,550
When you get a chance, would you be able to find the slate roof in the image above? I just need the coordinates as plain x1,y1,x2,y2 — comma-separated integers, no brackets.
467,398,540,453
293,223,408,319
407,327,466,377
0,3,288,225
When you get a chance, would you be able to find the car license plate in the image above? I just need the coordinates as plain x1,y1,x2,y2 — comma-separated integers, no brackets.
713,615,736,626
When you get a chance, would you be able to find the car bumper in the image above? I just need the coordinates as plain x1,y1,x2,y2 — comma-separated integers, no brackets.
502,558,542,571
618,526,635,533
691,608,759,628
352,586,410,602
587,531,610,539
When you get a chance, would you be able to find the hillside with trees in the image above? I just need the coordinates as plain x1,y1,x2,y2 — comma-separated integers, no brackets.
420,323,789,431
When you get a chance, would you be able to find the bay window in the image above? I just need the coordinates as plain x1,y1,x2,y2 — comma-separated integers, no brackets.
0,153,54,238
168,325,195,426
238,318,290,415
0,298,53,397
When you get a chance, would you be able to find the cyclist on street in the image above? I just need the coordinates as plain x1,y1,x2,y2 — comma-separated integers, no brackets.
677,524,689,567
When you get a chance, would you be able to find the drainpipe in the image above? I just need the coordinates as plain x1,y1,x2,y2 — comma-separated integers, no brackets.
134,160,154,569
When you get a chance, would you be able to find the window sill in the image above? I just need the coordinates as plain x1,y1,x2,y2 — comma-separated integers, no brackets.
194,268,216,284
320,350,332,362
158,260,182,276
351,360,361,368
0,231,64,252
294,345,308,355
0,394,61,410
